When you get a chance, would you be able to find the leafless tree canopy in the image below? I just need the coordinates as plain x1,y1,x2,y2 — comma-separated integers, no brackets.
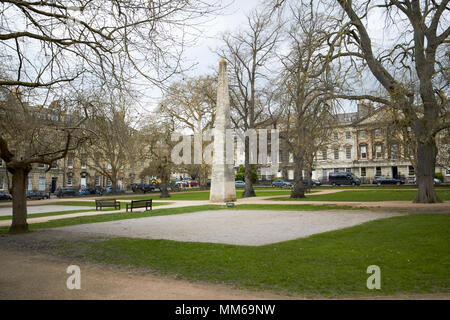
0,0,222,89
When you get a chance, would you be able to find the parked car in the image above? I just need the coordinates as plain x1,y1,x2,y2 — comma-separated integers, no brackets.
329,172,361,186
412,177,442,185
26,190,50,200
373,176,405,186
78,187,93,196
131,183,155,193
302,178,322,186
56,187,79,198
176,180,198,188
0,192,12,201
235,180,246,188
104,186,126,194
272,179,292,187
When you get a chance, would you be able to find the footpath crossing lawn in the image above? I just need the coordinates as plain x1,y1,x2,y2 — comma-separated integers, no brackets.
57,213,450,297
103,190,295,201
0,201,172,222
271,189,450,202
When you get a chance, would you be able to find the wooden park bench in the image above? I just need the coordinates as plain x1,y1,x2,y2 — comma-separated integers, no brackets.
95,199,121,211
126,199,152,212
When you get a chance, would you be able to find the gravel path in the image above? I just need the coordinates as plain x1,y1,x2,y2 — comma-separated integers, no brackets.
54,209,404,245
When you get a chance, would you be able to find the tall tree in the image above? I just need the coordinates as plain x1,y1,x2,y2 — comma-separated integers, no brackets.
140,113,180,198
330,0,450,203
278,3,337,198
159,76,216,189
85,92,137,193
218,8,282,197
0,88,89,232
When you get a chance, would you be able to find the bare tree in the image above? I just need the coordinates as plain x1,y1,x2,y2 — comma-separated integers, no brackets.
159,76,216,189
327,0,450,203
278,3,337,198
140,113,180,198
0,88,90,232
84,91,137,193
218,8,282,197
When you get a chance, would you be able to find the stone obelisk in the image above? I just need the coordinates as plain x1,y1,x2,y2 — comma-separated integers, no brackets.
210,59,236,202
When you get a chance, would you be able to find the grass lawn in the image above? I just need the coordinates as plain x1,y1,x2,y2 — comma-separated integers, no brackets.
57,213,450,297
270,189,450,202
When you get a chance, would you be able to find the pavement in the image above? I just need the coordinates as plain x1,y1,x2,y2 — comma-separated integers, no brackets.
0,205,93,217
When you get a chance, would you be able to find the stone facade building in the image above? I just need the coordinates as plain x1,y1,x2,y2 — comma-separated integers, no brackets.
272,102,449,184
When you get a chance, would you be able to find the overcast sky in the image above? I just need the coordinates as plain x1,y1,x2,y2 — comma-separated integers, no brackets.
141,0,412,114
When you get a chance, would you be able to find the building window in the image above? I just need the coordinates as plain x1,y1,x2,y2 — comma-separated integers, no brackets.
375,145,382,159
38,177,46,191
51,161,58,169
391,144,399,160
322,169,327,180
375,129,381,138
95,176,100,186
360,131,366,139
289,153,293,163
107,178,112,186
334,149,339,160
0,160,3,167
333,132,338,141
81,154,87,169
68,156,73,168
346,147,351,160
408,166,415,176
0,176,4,190
446,168,450,176
346,168,351,173
288,170,294,180
37,163,45,169
361,167,366,177
346,131,351,139
322,149,327,160
67,176,72,186
376,167,381,176
334,168,339,172
360,145,367,159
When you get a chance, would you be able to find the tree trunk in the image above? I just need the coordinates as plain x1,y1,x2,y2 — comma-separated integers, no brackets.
8,164,32,233
159,172,170,198
199,164,208,190
290,158,305,198
414,139,440,203
242,137,256,197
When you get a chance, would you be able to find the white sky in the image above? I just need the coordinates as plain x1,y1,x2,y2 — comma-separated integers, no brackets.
140,0,263,112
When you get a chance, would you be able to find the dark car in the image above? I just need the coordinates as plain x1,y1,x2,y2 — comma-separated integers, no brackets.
56,187,79,198
0,192,12,201
131,183,155,193
302,178,322,186
272,179,292,187
329,172,361,186
373,176,405,186
26,190,50,200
